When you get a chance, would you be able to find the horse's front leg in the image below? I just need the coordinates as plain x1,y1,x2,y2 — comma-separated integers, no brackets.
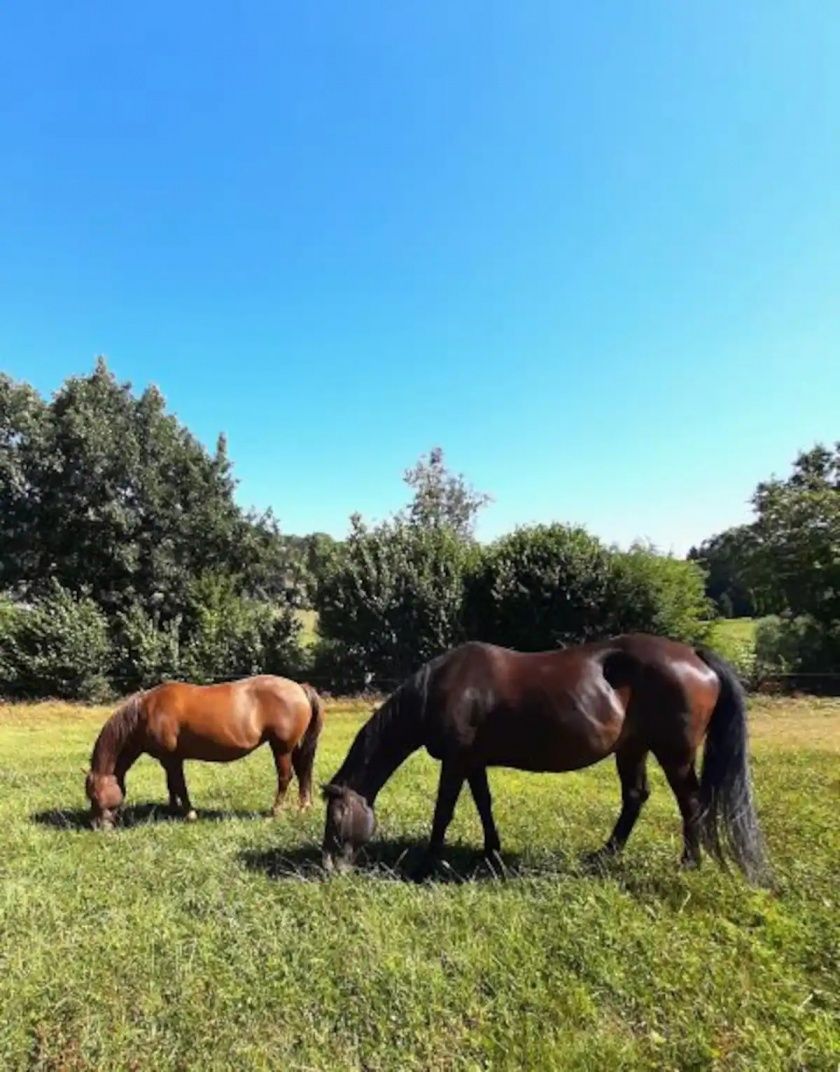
412,760,465,881
164,759,197,821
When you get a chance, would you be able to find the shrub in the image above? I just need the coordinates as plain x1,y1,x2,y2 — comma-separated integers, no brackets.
316,518,479,686
111,604,183,691
466,524,613,650
180,573,301,684
465,527,711,651
754,614,840,678
606,544,712,644
0,582,112,701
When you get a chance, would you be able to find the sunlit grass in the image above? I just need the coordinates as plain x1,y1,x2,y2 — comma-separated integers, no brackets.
0,696,837,1070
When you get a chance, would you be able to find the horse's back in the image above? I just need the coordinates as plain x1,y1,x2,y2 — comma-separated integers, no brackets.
141,675,311,759
424,634,720,770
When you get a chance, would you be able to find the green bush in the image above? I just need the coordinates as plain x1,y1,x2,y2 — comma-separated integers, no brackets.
180,573,301,684
465,526,711,651
466,524,613,650
754,614,840,678
315,518,479,685
606,544,712,644
111,604,184,691
0,582,112,701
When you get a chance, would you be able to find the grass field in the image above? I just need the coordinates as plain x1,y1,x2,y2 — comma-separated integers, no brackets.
0,697,837,1071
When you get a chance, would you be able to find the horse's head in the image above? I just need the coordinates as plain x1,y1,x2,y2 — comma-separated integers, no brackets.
321,784,376,873
85,771,124,830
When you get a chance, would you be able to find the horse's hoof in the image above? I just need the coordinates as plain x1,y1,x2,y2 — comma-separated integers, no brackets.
680,855,701,871
185,810,198,822
408,856,439,883
582,848,613,872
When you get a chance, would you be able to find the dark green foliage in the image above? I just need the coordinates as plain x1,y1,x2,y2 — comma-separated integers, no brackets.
315,517,480,685
754,615,840,677
271,532,340,607
748,443,840,627
688,526,758,617
607,544,712,644
180,574,302,685
0,581,112,701
466,524,614,649
0,359,284,620
467,526,711,651
0,360,306,698
698,443,840,674
110,604,184,691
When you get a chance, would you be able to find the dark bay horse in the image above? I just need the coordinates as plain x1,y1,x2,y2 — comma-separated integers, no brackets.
85,675,324,829
322,635,767,881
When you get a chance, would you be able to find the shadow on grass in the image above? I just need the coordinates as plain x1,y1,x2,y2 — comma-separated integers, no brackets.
32,803,267,831
237,836,578,885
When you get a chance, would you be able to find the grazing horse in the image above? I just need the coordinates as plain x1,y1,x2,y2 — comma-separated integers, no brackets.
321,635,767,882
85,675,324,830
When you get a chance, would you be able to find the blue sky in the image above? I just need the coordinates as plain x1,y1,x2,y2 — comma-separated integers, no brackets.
2,2,838,553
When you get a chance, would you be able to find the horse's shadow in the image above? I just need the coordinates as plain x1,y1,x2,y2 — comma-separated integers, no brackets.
239,836,567,884
32,803,266,831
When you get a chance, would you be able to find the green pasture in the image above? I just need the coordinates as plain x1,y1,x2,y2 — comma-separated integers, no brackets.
0,696,837,1071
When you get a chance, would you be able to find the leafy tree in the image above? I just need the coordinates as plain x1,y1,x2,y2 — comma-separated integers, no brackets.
747,443,840,625
110,604,183,691
688,526,758,618
0,359,289,619
268,531,339,607
315,515,479,687
0,375,49,594
402,447,491,538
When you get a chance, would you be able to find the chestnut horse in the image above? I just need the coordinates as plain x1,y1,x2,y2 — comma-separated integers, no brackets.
86,675,324,829
322,635,767,882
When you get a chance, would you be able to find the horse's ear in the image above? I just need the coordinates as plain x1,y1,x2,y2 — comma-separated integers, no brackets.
321,783,344,800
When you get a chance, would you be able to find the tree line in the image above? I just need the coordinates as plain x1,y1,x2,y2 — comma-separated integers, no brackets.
0,361,836,699
689,443,840,677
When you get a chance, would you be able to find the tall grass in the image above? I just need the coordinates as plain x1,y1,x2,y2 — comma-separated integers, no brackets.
0,697,837,1070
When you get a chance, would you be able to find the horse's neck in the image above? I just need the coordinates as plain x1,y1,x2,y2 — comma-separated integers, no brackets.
92,715,141,778
339,694,423,803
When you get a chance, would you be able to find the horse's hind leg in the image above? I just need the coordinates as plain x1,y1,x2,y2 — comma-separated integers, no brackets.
657,753,702,869
468,768,501,859
164,759,197,822
589,743,650,862
270,745,293,817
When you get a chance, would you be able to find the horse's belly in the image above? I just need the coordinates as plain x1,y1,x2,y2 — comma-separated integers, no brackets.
170,724,260,762
479,702,624,773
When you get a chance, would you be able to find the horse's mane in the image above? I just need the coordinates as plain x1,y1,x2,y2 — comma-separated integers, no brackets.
90,692,145,772
330,658,439,789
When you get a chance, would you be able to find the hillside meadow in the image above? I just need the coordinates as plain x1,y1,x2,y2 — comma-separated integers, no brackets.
0,695,837,1071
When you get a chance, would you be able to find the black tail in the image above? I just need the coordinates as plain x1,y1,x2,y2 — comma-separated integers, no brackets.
295,683,325,770
696,648,768,884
